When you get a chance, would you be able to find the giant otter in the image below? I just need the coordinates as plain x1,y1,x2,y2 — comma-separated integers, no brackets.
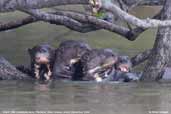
28,44,55,81
107,56,140,82
115,56,132,72
52,40,91,80
80,48,118,82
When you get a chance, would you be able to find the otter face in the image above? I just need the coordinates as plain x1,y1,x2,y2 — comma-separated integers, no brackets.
116,56,132,73
28,44,53,65
28,44,54,81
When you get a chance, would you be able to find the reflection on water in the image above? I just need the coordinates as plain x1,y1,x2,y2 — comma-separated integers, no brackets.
0,80,170,114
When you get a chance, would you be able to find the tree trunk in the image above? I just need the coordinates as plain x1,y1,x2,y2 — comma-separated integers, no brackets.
140,0,171,81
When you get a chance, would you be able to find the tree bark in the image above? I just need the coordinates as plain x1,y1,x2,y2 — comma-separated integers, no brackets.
0,56,31,80
0,0,89,12
131,49,152,67
0,0,164,13
141,0,171,81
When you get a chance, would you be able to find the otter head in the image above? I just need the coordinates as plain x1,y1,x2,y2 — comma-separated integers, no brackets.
28,44,53,65
116,56,132,73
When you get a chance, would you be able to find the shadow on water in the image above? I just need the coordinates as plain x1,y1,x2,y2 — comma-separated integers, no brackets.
0,80,171,114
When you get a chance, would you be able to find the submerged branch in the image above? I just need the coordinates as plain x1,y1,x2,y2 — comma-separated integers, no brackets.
0,56,32,80
131,49,152,67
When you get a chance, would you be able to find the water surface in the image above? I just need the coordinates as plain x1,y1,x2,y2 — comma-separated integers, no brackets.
0,81,171,114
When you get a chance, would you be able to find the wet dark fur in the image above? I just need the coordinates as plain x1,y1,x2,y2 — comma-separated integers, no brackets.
53,40,91,80
80,49,117,81
28,44,55,80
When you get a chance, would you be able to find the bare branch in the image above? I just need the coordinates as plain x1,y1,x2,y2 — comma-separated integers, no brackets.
0,7,161,41
0,0,164,13
0,16,37,31
52,9,162,40
19,9,135,39
0,12,99,33
0,9,151,40
0,0,89,12
102,2,171,28
51,10,146,40
131,49,152,67
20,9,99,32
52,10,131,35
1,0,168,30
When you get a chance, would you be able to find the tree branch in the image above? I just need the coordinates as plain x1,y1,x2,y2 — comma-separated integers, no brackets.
0,0,89,12
51,10,133,38
52,9,163,41
0,9,155,40
131,49,152,67
1,0,168,31
20,9,100,33
0,12,99,33
102,2,171,28
0,16,37,31
0,0,165,13
0,56,31,80
51,10,148,41
0,7,161,41
20,9,136,39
